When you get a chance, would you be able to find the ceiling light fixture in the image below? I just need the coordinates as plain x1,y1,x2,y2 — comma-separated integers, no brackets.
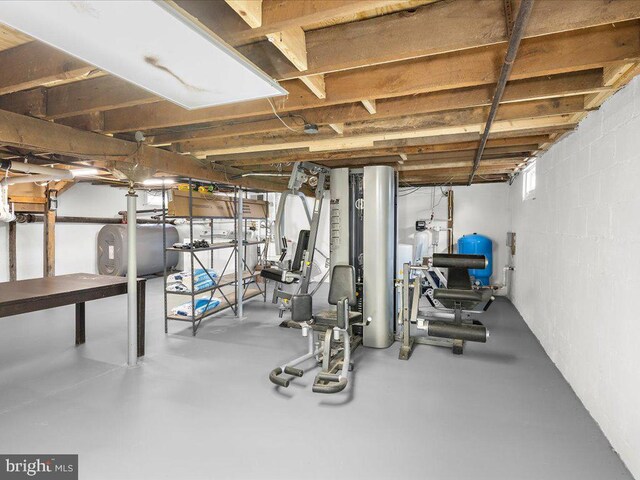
0,1,287,110
304,123,319,134
71,168,100,177
142,178,176,186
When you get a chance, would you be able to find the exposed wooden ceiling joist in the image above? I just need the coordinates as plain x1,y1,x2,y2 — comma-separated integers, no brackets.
0,0,638,186
94,22,639,134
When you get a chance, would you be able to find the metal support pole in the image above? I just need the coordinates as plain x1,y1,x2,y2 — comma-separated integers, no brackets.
126,183,138,367
236,189,244,318
8,220,16,281
447,189,454,254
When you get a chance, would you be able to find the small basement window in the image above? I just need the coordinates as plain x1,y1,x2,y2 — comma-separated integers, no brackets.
145,190,168,207
522,161,536,200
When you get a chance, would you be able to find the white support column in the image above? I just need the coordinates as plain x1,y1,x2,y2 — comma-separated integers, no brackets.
126,184,138,366
235,190,244,319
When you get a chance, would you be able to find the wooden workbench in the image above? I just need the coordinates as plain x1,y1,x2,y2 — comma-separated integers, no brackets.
0,273,146,357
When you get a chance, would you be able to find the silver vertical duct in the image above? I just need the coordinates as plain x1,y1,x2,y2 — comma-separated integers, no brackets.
363,166,395,348
329,168,350,271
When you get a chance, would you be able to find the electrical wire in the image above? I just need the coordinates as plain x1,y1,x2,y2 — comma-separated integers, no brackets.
267,98,304,133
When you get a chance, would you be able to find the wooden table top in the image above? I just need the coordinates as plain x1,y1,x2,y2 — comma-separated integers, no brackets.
0,273,133,304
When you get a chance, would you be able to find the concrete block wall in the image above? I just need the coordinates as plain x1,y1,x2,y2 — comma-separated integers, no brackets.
509,76,640,478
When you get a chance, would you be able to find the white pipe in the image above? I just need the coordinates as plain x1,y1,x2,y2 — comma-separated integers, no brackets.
1,174,72,186
5,160,74,176
1,160,74,186
127,188,138,367
491,266,514,297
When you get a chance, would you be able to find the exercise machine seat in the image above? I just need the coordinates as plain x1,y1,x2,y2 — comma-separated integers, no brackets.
432,253,492,310
315,265,362,326
433,288,489,310
260,230,310,283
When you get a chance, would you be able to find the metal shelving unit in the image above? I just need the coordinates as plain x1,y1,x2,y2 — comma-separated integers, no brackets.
161,179,269,335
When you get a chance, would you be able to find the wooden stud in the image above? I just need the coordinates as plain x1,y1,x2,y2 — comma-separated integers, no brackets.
43,188,56,277
361,99,377,114
299,74,326,99
329,123,345,134
266,27,308,71
225,0,263,28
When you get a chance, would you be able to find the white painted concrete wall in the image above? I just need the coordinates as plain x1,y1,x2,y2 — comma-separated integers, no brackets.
266,190,330,282
0,183,127,281
397,183,511,283
508,76,640,478
0,185,267,282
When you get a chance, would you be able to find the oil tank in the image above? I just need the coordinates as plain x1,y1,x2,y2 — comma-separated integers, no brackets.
457,233,493,285
97,224,179,276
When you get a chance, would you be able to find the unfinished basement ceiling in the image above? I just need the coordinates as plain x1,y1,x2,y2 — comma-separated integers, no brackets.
0,0,639,188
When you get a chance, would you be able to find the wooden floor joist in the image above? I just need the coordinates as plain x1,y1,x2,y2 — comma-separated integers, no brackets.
1,1,640,186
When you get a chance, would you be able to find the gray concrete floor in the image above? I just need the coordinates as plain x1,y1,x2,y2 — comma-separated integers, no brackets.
0,278,632,480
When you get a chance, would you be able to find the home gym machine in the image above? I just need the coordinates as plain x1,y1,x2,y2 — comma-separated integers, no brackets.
260,162,329,316
269,166,396,393
397,253,494,359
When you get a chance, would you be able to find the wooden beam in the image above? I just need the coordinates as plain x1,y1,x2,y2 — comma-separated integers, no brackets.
219,135,549,166
46,76,158,119
299,74,326,99
224,0,432,46
584,62,636,109
178,96,584,155
329,123,345,135
266,27,308,71
35,68,604,134
361,99,377,114
225,0,263,28
0,109,289,192
102,21,636,133
0,25,31,52
56,112,105,132
0,87,47,117
193,114,576,157
43,188,55,277
239,0,640,80
0,42,93,95
8,220,16,281
149,118,294,145
0,0,636,104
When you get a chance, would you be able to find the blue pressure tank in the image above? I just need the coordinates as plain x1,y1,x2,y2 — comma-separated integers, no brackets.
457,234,493,286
